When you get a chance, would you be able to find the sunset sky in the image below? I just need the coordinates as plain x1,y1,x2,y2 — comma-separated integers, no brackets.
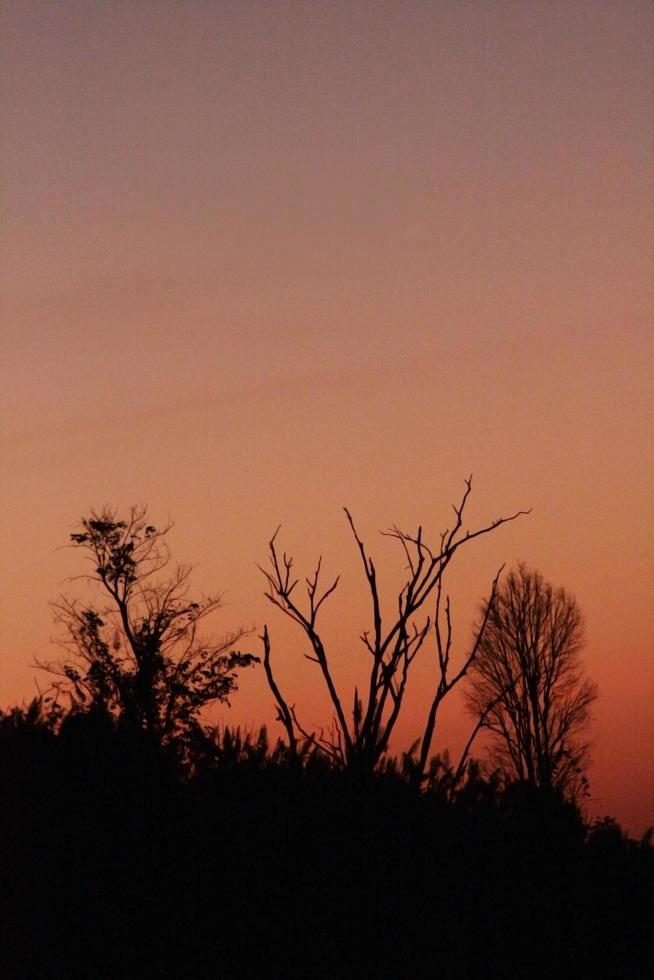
1,1,652,834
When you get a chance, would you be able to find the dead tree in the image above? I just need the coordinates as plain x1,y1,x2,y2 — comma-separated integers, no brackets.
259,477,528,781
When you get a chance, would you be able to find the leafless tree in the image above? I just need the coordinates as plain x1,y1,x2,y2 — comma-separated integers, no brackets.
43,507,257,749
259,477,528,782
465,564,597,799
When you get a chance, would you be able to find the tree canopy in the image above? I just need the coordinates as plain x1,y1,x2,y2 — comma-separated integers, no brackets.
43,507,257,756
466,563,597,799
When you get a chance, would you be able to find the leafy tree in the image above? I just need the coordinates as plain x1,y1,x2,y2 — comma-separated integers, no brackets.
260,477,528,781
44,507,257,755
465,563,597,799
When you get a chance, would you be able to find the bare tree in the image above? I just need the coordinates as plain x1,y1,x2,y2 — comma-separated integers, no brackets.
259,477,528,781
465,564,597,799
43,507,257,750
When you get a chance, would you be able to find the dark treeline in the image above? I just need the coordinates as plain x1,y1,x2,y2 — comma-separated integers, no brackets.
0,703,651,979
2,494,652,977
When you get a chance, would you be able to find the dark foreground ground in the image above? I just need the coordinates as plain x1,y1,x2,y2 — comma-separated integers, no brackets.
0,712,651,979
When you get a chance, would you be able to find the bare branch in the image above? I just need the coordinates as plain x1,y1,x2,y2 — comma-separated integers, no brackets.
261,626,297,755
260,479,529,778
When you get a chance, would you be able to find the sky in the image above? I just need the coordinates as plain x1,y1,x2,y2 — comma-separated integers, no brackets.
1,0,652,834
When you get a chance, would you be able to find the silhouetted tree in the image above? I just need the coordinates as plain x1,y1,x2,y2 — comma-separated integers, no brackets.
43,507,257,755
260,476,528,780
465,564,597,799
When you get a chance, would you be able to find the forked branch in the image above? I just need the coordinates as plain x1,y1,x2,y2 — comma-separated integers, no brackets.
259,477,528,777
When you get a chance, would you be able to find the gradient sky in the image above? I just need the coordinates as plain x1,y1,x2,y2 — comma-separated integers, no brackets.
1,1,652,834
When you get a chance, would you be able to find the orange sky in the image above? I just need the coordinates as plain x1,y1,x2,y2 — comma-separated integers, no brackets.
1,1,653,835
